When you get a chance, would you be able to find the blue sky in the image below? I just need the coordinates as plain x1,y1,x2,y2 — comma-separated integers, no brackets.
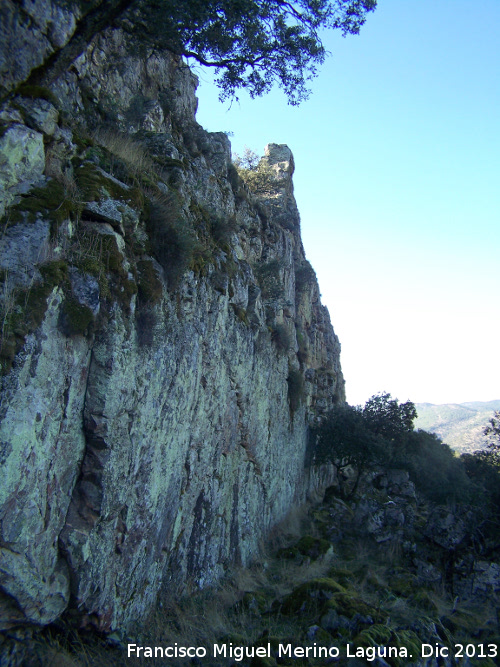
193,0,499,407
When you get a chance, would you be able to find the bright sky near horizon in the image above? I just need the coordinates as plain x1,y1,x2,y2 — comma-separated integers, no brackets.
193,0,499,407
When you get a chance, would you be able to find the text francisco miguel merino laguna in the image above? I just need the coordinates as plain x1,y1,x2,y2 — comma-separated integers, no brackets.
128,641,498,661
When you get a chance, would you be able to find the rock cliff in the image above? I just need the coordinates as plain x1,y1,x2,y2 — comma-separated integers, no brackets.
0,7,344,633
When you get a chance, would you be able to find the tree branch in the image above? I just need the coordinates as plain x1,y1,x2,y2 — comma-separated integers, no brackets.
178,50,267,69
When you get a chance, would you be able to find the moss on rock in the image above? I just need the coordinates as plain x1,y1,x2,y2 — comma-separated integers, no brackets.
0,260,69,374
137,260,163,305
231,303,249,326
39,260,68,285
277,535,331,561
354,624,393,648
388,573,418,597
325,591,385,623
7,179,81,233
240,591,270,615
281,578,346,616
327,567,355,587
391,629,422,666
75,162,141,207
59,296,94,336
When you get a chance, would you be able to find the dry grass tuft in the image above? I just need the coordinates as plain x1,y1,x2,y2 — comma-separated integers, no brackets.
266,505,311,552
92,129,156,180
38,646,83,666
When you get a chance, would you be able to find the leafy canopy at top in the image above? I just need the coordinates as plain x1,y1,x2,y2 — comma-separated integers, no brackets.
362,391,417,441
122,0,377,104
314,392,417,473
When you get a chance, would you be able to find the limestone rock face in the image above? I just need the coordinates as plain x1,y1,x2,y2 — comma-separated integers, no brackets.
0,0,79,98
0,125,45,216
424,506,472,550
0,23,344,631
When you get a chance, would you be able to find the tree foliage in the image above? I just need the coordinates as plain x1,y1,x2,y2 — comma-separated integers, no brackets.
314,393,476,503
232,146,277,194
405,429,473,504
315,403,382,468
233,147,261,171
314,403,383,498
121,0,377,104
362,392,417,441
484,410,500,452
315,394,417,472
313,393,416,498
461,411,500,516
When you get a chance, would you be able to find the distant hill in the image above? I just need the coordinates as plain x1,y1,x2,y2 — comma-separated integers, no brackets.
415,400,500,454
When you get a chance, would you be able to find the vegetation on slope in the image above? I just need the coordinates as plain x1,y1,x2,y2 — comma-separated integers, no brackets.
21,482,500,666
415,401,500,454
314,393,473,504
16,396,500,666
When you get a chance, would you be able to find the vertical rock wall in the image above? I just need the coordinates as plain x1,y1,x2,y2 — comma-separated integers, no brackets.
0,19,344,631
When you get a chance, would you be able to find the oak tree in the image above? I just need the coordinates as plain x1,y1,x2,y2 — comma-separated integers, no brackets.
33,1,376,105
119,0,378,104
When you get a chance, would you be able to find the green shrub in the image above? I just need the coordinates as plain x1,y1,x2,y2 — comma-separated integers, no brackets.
462,450,500,511
255,259,283,300
295,260,316,293
227,162,241,196
210,214,237,248
237,163,275,195
233,147,260,170
315,394,475,503
233,148,276,195
59,296,94,336
137,260,163,305
363,392,417,442
313,404,386,499
287,368,304,412
136,308,156,346
124,94,150,125
405,430,474,504
271,323,290,352
146,194,198,290
231,303,249,325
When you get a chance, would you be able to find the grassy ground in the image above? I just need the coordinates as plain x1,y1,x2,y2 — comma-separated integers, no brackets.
8,490,499,667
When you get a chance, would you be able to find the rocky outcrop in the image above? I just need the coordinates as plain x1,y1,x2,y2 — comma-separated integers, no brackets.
0,20,344,632
0,1,79,99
